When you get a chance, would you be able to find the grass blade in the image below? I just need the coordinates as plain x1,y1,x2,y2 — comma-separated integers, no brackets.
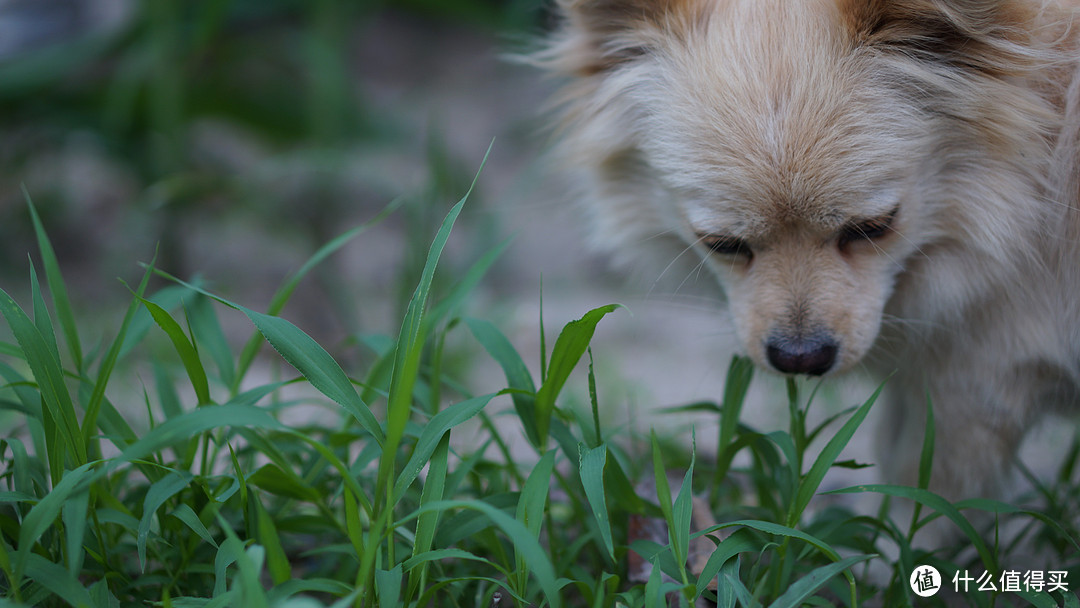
406,432,450,601
651,430,675,525
709,520,844,562
60,486,89,578
466,317,539,446
379,182,474,478
136,295,211,406
517,450,557,539
23,553,95,608
25,189,82,371
140,268,388,443
671,434,697,585
29,260,61,370
375,565,403,608
188,294,235,389
393,393,495,501
138,470,193,572
694,529,758,598
579,442,615,561
534,304,621,447
716,356,753,482
769,554,873,608
241,308,382,441
253,493,291,585
403,499,562,608
371,144,493,599
788,378,885,527
170,503,218,548
82,254,158,449
0,287,85,467
14,462,96,584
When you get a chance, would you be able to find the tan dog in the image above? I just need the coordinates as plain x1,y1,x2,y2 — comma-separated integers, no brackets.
538,0,1080,499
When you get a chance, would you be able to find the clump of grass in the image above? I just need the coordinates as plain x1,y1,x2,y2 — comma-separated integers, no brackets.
0,159,1078,607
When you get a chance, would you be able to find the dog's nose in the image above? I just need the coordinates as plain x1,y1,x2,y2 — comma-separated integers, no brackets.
765,334,838,376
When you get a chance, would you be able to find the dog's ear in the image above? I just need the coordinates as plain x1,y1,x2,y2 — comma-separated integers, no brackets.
843,0,1040,72
549,0,702,75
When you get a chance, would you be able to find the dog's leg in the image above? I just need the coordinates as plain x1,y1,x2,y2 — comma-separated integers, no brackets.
883,369,1029,501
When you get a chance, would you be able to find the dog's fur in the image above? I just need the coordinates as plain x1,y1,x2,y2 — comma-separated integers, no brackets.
539,0,1080,498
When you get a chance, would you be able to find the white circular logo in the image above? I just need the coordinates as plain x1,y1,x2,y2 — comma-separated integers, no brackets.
910,565,942,597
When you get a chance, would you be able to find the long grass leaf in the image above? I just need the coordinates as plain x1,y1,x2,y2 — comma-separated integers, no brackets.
241,308,382,441
137,268,387,444
406,433,450,600
707,520,844,562
25,190,82,370
910,389,937,536
29,260,61,369
645,558,662,608
61,488,89,577
253,493,291,584
716,357,753,481
136,296,212,406
579,443,615,561
517,450,557,538
716,556,740,608
369,145,492,600
0,287,84,466
379,180,476,481
651,430,674,524
724,572,760,608
671,436,696,583
402,548,496,572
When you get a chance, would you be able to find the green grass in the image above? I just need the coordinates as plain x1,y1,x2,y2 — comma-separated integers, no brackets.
0,169,1079,607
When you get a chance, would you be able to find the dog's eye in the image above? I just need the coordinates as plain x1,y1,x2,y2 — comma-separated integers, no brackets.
702,235,751,257
838,208,898,248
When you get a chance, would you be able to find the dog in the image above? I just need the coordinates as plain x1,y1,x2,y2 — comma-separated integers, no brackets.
537,0,1080,500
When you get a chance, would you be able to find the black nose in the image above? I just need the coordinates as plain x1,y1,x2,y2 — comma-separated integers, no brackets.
765,334,838,376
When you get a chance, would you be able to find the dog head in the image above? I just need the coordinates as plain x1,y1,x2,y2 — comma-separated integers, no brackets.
541,0,1064,375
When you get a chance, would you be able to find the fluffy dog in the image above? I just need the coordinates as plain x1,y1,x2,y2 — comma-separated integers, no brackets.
538,0,1080,499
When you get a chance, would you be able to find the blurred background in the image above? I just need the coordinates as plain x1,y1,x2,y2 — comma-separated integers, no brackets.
0,0,555,338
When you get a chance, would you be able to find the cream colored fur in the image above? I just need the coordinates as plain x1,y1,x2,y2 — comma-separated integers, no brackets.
539,0,1080,498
